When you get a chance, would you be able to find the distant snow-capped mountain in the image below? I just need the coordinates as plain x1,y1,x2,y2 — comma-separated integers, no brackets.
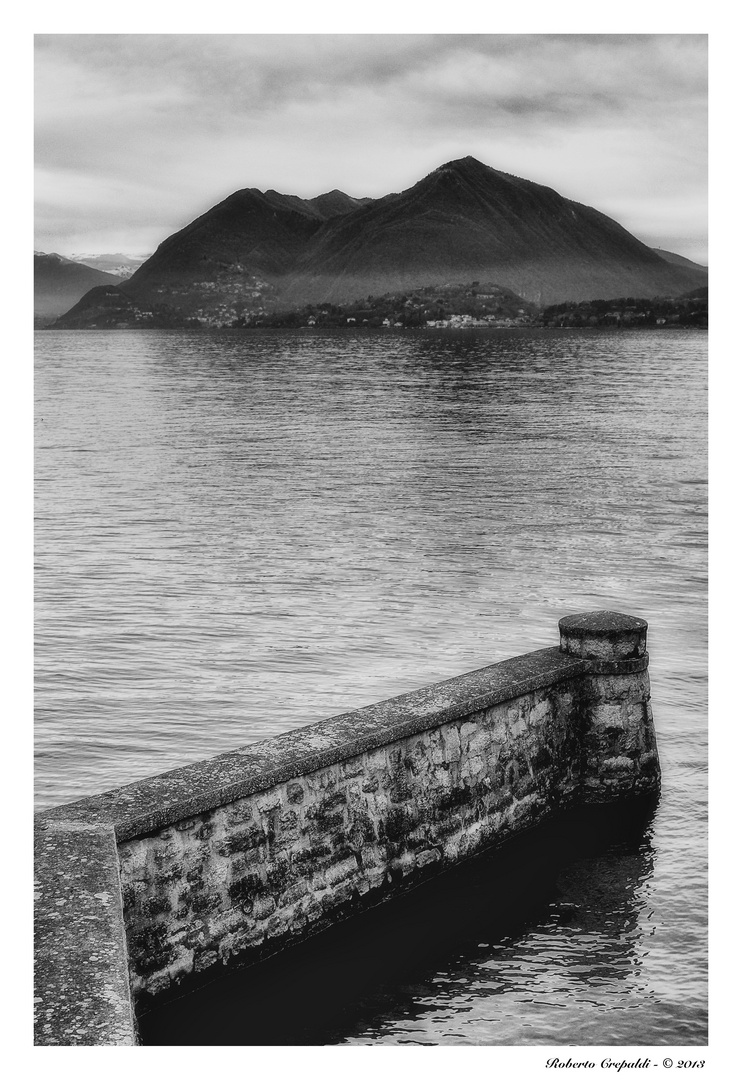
68,253,150,279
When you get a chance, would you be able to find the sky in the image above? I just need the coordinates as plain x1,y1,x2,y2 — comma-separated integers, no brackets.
34,33,708,263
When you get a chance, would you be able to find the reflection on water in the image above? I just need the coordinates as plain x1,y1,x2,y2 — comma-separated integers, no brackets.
35,327,707,1044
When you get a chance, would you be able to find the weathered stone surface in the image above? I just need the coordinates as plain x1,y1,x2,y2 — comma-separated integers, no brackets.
34,821,136,1045
559,610,647,661
579,667,659,800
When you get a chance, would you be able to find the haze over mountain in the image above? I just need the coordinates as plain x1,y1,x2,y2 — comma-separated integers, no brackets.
52,157,707,328
34,252,122,322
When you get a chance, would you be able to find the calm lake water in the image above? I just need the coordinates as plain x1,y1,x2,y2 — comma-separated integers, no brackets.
35,327,707,1045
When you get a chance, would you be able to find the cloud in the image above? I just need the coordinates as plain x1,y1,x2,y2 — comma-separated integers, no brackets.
34,34,707,261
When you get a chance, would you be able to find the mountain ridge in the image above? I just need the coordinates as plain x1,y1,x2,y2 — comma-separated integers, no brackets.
280,157,682,304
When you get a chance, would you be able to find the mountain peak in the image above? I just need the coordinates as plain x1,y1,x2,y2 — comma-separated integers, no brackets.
407,156,523,208
432,155,492,177
440,155,486,168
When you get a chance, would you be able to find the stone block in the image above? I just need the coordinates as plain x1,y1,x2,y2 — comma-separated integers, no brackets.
224,800,254,825
466,728,494,757
530,700,550,725
627,700,651,727
265,915,285,938
360,847,381,870
510,717,528,738
640,750,660,775
461,754,485,781
280,881,309,907
322,857,358,889
340,759,366,779
442,726,462,760
392,852,417,878
459,721,479,744
193,949,218,974
592,704,628,731
600,755,636,776
252,896,277,921
257,794,282,816
318,789,347,812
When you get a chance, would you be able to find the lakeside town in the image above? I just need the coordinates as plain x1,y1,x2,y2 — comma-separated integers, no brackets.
40,276,708,332
226,282,708,331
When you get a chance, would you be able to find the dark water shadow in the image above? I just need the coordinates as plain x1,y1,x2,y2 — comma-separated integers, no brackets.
138,799,657,1046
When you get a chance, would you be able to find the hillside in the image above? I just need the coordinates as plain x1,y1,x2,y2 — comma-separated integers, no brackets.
127,186,370,294
652,248,708,275
283,158,706,305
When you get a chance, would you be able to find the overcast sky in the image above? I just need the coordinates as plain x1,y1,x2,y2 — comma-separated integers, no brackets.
34,34,708,263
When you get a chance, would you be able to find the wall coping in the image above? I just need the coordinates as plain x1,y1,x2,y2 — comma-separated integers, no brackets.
34,820,137,1045
37,646,584,842
559,611,647,636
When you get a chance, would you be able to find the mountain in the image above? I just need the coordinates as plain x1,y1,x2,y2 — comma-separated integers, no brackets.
127,188,325,291
124,186,372,299
307,189,373,218
34,252,123,323
68,253,150,278
52,158,708,328
281,158,707,305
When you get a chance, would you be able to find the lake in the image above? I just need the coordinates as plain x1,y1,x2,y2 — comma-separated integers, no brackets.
34,326,707,1044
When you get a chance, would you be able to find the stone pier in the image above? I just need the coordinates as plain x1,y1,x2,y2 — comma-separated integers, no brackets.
34,610,660,1045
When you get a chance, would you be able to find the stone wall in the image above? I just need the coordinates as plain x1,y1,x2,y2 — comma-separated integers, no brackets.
119,678,583,1003
35,611,660,1044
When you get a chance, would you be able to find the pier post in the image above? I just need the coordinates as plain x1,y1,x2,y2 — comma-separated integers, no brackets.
559,611,661,800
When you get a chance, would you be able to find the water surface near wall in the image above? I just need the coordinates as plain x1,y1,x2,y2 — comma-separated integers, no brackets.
34,327,707,1043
